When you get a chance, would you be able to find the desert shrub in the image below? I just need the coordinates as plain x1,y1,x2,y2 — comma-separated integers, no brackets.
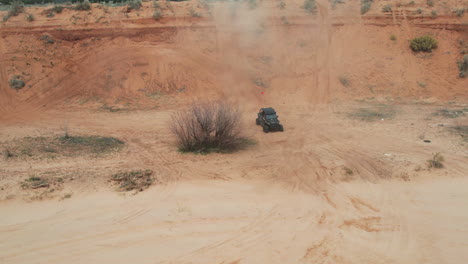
48,5,65,14
414,8,423,14
390,34,397,41
303,0,316,14
410,35,438,52
426,0,433,7
3,0,24,21
40,34,55,44
126,0,142,12
9,76,25,90
339,76,350,87
58,135,124,153
3,147,15,159
246,0,257,9
22,176,49,189
74,1,91,11
111,170,154,192
431,10,437,18
189,8,201,17
332,0,344,8
153,0,159,8
361,0,372,14
1,135,125,160
452,125,468,141
278,1,285,9
348,104,396,122
427,152,444,168
171,101,250,153
458,55,468,77
432,108,466,118
153,9,162,20
453,8,465,17
26,13,34,21
382,4,392,12
343,166,353,175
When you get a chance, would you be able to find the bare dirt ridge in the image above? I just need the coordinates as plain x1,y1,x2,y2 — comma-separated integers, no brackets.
0,0,467,263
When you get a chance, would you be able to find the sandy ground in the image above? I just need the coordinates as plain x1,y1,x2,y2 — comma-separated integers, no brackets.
1,177,468,263
1,0,468,263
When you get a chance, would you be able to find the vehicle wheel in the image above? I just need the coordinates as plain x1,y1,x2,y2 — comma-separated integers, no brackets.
263,126,269,133
279,125,284,132
256,118,260,125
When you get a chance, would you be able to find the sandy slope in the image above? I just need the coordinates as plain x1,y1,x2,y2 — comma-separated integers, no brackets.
0,0,468,263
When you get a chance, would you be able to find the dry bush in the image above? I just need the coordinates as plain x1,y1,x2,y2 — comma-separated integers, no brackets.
427,152,444,169
111,170,154,192
171,100,250,153
458,55,468,77
21,176,49,189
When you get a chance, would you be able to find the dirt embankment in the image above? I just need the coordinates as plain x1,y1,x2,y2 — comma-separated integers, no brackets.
0,0,467,120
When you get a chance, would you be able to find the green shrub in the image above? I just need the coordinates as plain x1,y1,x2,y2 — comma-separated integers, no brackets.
453,8,465,17
40,34,55,44
303,0,316,14
414,8,423,14
3,0,24,21
426,0,433,7
48,5,64,14
26,13,34,21
361,0,372,14
153,9,162,20
410,35,438,52
431,10,437,18
126,0,142,12
382,4,392,12
390,34,397,41
9,76,25,90
458,55,468,77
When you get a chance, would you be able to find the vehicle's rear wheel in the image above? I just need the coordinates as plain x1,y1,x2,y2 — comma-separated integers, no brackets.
256,118,260,125
263,126,269,133
279,125,284,132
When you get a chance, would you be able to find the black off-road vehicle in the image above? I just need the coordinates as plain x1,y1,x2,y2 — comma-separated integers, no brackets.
256,107,284,133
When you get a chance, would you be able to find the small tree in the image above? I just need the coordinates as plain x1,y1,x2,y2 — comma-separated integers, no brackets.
410,35,438,52
170,100,247,153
